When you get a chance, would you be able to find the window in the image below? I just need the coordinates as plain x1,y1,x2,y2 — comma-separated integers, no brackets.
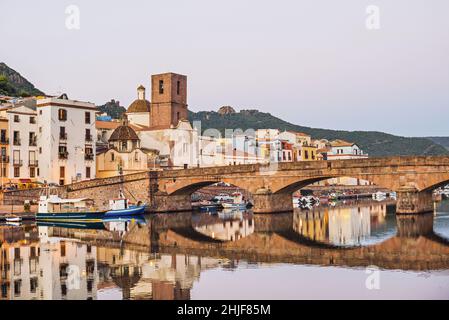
159,80,164,94
39,127,42,133
39,110,42,115
30,167,35,178
86,167,91,179
59,179,64,186
111,153,115,161
29,116,36,124
39,147,42,154
0,129,6,143
2,168,6,177
59,127,66,139
13,131,20,145
14,167,20,178
60,166,65,178
305,150,309,159
13,115,19,122
85,112,91,124
85,129,91,141
176,112,180,122
58,109,67,121
29,132,36,146
176,80,181,95
134,152,139,161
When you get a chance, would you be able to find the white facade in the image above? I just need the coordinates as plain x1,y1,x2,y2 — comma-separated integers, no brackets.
327,141,367,160
4,105,38,182
36,97,97,185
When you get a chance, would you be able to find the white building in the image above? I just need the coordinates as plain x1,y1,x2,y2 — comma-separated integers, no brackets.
327,140,368,160
4,104,38,183
36,95,97,185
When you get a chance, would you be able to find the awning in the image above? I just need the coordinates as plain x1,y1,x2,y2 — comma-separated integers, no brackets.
19,179,32,183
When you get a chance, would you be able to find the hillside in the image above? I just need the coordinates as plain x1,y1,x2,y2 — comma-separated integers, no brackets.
189,109,449,157
428,137,449,151
0,62,44,97
97,99,126,119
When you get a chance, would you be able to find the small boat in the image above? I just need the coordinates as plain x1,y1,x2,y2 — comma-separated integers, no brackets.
104,190,146,217
5,214,22,222
220,192,248,210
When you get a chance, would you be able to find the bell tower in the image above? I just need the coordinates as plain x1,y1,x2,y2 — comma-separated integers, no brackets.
150,72,188,129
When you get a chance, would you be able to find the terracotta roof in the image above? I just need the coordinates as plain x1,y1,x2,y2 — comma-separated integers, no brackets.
96,120,121,130
286,131,310,137
109,124,139,141
330,139,355,147
127,99,151,113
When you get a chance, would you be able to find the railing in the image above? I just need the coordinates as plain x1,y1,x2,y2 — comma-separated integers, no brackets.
1,156,9,162
59,133,67,140
13,139,21,146
84,154,94,161
0,138,8,144
85,134,93,142
29,160,38,167
13,159,23,166
59,152,69,159
29,139,37,146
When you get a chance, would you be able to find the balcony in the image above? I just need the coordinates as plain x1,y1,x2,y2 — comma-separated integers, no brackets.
29,139,37,147
29,160,38,167
13,139,21,146
58,151,69,160
59,133,67,141
84,154,94,161
85,134,93,142
13,159,23,167
0,138,8,144
1,155,9,162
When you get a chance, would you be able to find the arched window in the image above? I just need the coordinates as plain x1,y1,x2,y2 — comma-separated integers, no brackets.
58,109,67,121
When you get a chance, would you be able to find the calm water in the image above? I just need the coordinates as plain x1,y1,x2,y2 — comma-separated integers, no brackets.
1,199,449,300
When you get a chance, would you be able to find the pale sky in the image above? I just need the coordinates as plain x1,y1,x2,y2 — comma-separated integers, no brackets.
1,0,448,137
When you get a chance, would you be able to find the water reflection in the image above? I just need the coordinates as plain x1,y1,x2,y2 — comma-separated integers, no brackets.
192,210,254,241
293,200,397,246
1,199,449,300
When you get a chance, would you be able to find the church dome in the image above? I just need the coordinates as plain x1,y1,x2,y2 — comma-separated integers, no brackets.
127,99,151,113
109,121,139,142
127,84,151,113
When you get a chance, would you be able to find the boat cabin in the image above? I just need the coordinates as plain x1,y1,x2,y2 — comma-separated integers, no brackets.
109,198,129,211
39,195,96,213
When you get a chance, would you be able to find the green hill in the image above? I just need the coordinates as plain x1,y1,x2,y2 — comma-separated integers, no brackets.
189,109,449,157
428,137,449,151
0,62,45,97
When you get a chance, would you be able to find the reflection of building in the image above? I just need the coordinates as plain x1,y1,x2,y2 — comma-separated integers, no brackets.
294,202,388,246
194,217,254,241
38,227,98,300
0,225,40,300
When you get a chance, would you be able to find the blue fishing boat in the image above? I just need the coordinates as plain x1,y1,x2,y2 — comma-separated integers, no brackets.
104,194,146,217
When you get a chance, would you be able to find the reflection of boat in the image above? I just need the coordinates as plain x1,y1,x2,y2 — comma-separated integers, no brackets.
5,214,22,222
37,220,106,230
36,189,105,222
218,209,243,219
294,196,320,209
6,221,21,227
102,215,146,233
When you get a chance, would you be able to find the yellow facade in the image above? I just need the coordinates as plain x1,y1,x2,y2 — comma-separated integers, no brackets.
296,145,318,161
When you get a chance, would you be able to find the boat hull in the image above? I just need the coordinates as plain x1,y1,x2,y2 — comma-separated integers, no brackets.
36,211,105,222
104,205,146,217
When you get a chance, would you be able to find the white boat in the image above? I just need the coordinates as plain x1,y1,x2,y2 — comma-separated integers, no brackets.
5,214,22,222
220,192,248,210
372,191,387,201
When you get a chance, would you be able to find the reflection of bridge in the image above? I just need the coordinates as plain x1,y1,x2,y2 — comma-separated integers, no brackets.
60,156,449,214
46,212,449,271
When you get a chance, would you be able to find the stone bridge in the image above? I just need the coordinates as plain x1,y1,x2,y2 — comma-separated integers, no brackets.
151,156,449,214
8,156,449,214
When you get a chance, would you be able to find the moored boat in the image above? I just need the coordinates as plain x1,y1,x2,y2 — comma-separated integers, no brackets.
5,214,22,222
104,192,146,217
36,189,105,222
